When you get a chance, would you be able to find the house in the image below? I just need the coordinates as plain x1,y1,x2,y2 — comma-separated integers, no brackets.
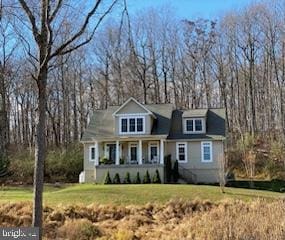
80,97,226,183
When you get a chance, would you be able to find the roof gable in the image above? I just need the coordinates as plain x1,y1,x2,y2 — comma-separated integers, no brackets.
112,97,156,118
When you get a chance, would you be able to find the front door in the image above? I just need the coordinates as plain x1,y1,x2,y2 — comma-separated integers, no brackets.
106,144,116,163
129,143,138,162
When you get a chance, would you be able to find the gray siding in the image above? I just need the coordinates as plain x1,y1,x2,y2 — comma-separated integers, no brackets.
166,140,224,183
116,100,148,114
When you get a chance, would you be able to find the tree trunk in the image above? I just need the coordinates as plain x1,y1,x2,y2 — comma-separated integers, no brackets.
32,65,47,238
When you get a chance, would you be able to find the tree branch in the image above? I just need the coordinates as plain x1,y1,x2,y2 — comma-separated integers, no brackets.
50,0,117,59
49,0,63,22
18,0,40,43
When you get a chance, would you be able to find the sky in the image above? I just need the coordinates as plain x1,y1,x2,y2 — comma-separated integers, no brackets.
126,0,259,20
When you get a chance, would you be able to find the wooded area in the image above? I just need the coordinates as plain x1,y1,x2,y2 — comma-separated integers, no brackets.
1,1,285,150
0,1,285,237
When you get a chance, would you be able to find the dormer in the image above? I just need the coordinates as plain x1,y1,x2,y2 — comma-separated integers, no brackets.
182,109,207,134
112,98,156,135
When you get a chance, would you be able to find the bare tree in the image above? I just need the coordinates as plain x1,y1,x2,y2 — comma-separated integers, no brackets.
11,0,118,237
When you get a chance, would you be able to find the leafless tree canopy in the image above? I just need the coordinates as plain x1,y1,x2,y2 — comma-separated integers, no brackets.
1,0,285,236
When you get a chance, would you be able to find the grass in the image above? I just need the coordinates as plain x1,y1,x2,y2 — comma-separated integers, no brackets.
0,184,283,206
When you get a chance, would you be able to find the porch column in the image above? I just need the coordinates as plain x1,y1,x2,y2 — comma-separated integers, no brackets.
116,140,120,165
138,139,143,165
95,141,99,166
160,139,164,164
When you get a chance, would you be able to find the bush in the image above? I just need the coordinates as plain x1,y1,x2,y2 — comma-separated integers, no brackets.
143,170,151,184
152,169,161,183
0,154,9,178
113,173,121,184
165,155,172,182
135,172,141,184
58,219,101,240
226,171,235,181
124,172,131,184
104,171,112,184
173,160,179,182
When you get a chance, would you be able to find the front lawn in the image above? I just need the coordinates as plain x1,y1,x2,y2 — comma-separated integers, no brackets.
0,184,283,206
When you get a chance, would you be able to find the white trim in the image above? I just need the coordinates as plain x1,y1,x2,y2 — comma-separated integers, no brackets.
138,140,143,165
116,140,120,165
119,115,146,135
201,141,213,162
89,145,96,162
160,139,164,164
112,97,156,118
148,141,159,163
176,142,188,163
183,118,206,134
115,113,150,117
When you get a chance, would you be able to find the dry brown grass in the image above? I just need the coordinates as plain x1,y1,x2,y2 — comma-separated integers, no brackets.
0,199,284,240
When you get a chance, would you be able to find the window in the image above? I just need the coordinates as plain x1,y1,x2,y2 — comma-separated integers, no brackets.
89,146,96,161
137,118,143,132
176,142,187,163
119,116,145,134
186,119,193,132
184,118,204,133
201,142,212,162
121,118,128,132
129,118,136,132
195,119,202,131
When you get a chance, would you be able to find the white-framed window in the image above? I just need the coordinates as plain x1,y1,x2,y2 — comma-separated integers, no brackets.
148,141,159,162
201,141,213,162
89,146,96,162
119,116,145,134
184,118,205,134
176,142,187,163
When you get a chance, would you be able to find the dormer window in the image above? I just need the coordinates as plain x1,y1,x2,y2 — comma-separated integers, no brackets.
119,116,145,134
184,118,205,134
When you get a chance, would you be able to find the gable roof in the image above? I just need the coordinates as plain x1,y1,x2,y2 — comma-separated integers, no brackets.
81,103,174,141
112,97,156,118
80,98,225,142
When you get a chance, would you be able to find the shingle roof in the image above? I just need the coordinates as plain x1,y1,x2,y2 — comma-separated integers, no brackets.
167,108,226,140
81,97,225,142
81,103,174,141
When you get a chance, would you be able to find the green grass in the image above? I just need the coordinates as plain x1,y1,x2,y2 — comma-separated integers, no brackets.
0,184,283,206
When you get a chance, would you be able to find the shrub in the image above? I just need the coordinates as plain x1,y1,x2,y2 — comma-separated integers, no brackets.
113,173,121,184
124,172,131,184
152,169,161,183
0,154,9,178
173,160,179,182
135,172,141,184
143,170,151,184
104,171,112,184
165,155,172,182
58,219,101,240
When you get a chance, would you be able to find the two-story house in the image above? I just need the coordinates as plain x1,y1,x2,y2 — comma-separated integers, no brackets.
80,97,226,183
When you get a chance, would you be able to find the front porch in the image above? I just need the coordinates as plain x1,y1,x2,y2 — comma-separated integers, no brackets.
92,139,165,166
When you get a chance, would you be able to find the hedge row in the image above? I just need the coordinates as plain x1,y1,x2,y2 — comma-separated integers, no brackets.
104,170,161,184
